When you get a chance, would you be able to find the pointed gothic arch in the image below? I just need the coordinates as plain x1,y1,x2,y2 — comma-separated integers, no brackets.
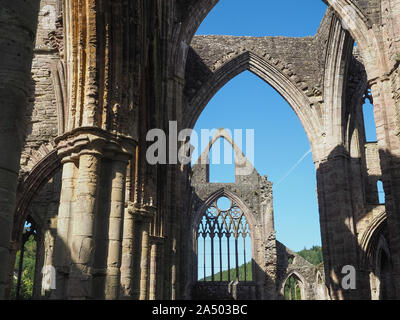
282,271,307,300
175,1,386,77
184,51,322,158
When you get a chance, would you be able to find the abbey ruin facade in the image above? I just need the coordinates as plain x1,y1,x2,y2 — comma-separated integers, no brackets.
0,0,400,300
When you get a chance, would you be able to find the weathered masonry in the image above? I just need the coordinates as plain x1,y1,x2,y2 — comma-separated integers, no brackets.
186,129,328,300
0,0,400,300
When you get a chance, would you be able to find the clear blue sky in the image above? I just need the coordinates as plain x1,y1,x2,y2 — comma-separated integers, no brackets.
191,0,377,252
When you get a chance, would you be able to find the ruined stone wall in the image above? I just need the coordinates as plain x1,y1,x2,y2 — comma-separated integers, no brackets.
186,130,328,300
20,0,61,174
186,35,323,104
276,241,326,300
365,142,382,204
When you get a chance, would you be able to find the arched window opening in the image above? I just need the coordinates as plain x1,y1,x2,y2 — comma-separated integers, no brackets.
377,180,385,204
363,88,377,142
209,138,235,183
284,274,303,300
193,71,321,253
197,196,252,282
12,217,38,300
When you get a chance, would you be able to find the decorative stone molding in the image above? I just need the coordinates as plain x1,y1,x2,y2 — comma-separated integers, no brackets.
55,127,137,163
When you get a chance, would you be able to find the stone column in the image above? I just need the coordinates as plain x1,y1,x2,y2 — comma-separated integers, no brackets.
55,128,136,299
149,241,158,300
138,208,154,300
105,159,128,299
53,160,77,299
67,152,101,299
120,203,137,299
0,0,41,298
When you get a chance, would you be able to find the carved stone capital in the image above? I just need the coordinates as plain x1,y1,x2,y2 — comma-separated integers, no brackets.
55,127,137,163
126,202,156,223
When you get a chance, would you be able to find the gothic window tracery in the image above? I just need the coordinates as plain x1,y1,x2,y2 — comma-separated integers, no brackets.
197,196,252,282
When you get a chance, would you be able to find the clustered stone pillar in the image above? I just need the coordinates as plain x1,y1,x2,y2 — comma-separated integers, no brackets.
120,203,155,300
53,128,135,299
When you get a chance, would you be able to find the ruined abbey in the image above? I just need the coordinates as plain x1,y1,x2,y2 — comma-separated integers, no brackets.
1,0,400,300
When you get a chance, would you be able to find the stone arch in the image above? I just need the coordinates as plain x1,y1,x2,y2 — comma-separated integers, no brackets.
323,14,356,150
363,222,396,300
175,0,386,80
193,128,256,180
281,270,307,300
359,211,387,264
184,50,322,159
13,149,61,243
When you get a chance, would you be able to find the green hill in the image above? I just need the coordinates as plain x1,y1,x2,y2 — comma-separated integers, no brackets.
296,246,323,266
199,246,323,282
200,261,253,282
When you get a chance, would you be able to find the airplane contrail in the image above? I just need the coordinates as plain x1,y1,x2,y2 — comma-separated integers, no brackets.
276,148,312,186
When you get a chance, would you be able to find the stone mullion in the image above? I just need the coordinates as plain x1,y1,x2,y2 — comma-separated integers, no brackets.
105,159,128,300
67,152,101,299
